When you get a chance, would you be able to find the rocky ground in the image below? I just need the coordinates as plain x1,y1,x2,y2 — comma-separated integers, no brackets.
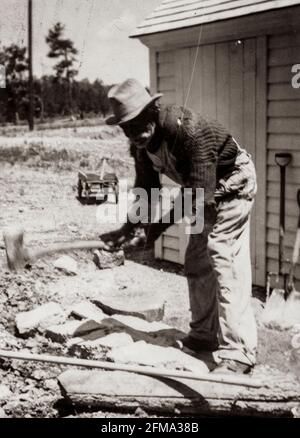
0,122,299,418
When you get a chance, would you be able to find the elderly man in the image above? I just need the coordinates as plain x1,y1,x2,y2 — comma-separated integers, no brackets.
101,78,257,375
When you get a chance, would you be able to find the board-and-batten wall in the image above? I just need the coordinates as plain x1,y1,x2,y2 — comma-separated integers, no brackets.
153,38,267,287
267,33,300,289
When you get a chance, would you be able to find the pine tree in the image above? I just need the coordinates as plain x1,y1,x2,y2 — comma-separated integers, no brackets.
46,22,78,115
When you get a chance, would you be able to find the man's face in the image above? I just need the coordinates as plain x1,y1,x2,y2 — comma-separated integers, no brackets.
120,110,156,149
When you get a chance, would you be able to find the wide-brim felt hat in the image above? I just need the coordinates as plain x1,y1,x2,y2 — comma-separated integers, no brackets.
106,78,163,125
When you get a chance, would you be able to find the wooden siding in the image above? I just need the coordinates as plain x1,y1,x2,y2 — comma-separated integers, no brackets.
267,32,300,290
154,37,267,286
131,0,300,37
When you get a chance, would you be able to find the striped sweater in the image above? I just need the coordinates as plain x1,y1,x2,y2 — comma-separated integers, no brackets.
125,104,238,240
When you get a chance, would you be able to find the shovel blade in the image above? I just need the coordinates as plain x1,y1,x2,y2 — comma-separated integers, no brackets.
261,288,286,329
261,288,300,330
282,289,300,328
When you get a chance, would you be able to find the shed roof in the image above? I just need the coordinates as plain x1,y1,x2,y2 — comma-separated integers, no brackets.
130,0,300,37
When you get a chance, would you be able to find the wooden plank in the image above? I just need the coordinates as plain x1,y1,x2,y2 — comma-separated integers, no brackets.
268,134,300,150
187,46,204,114
163,247,181,264
152,0,236,16
268,47,300,66
269,33,300,49
268,66,294,84
158,51,175,63
268,84,300,101
132,1,300,37
244,38,257,278
59,368,300,417
158,62,175,78
136,7,300,49
267,228,298,249
268,100,300,117
267,198,299,217
202,44,217,119
267,150,300,166
164,224,180,238
175,47,191,106
160,90,176,105
267,258,300,286
149,49,158,96
143,0,274,27
268,181,300,201
267,213,298,232
229,40,244,143
163,235,180,250
154,237,163,259
268,165,300,184
216,42,230,128
158,76,176,92
255,36,267,287
268,118,300,135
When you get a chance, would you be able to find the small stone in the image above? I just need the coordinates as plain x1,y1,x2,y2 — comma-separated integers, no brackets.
0,408,8,418
32,370,48,381
15,302,66,335
25,339,38,349
44,379,58,391
0,385,12,401
134,407,148,417
92,297,165,322
93,249,124,269
68,332,134,358
20,385,31,394
68,301,106,323
45,319,100,343
53,255,78,275
107,341,209,373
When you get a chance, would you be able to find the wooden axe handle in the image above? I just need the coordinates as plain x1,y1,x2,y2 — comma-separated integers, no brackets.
0,349,263,388
28,240,114,263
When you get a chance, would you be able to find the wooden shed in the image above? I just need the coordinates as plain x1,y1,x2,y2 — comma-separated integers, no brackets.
130,0,300,289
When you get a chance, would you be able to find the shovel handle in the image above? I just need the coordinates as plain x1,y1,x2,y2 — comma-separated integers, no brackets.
287,190,300,293
292,229,300,265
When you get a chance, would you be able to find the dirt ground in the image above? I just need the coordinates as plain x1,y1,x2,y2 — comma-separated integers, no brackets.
0,123,299,418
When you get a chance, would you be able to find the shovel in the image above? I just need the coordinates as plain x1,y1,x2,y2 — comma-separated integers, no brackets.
262,152,292,328
283,189,300,326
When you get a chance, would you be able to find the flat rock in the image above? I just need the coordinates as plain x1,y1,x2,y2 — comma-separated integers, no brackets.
106,315,170,333
107,341,209,373
53,255,78,275
68,333,134,359
15,302,66,335
45,319,101,343
0,385,12,401
58,368,300,417
92,297,165,322
65,314,184,347
68,301,106,323
93,249,124,269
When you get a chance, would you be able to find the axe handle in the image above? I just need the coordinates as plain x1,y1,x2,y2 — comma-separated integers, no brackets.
0,349,263,388
28,240,112,263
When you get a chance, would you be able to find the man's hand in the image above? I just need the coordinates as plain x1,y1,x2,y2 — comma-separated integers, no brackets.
99,227,146,249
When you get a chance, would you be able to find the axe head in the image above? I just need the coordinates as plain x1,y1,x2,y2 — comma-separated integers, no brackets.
3,227,29,271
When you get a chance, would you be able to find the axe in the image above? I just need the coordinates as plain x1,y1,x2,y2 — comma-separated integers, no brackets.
2,227,113,271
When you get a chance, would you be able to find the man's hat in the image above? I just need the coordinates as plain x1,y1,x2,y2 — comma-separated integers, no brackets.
106,78,163,125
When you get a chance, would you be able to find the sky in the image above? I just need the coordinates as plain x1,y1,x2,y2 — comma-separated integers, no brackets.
0,0,162,86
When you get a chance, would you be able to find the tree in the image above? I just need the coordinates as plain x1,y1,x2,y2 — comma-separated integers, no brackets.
0,44,29,123
46,22,78,115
